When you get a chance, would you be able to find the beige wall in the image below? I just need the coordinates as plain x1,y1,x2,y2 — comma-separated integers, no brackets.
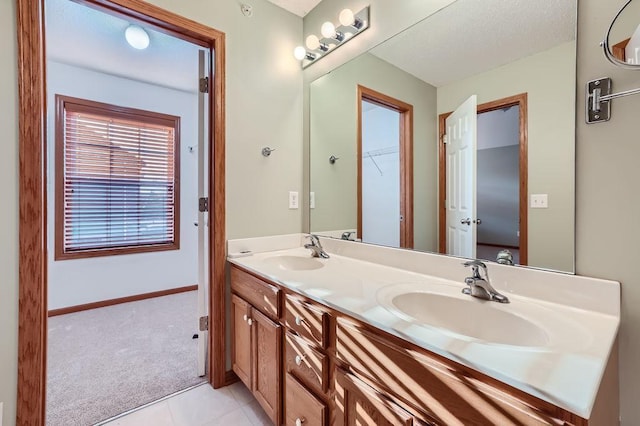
0,0,18,424
0,0,301,424
310,53,438,251
437,41,576,273
576,1,640,423
146,0,303,240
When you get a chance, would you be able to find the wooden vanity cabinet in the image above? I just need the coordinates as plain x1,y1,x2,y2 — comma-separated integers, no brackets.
231,270,282,425
229,264,614,426
335,317,588,426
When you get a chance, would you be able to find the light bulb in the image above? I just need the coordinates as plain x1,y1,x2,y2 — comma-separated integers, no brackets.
321,21,336,39
293,46,307,60
125,25,150,50
339,9,355,26
306,35,320,50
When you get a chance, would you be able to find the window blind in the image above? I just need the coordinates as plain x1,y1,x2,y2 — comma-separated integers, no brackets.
60,100,178,255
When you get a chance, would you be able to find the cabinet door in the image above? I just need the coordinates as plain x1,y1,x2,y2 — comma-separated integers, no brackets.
336,369,424,426
252,307,282,425
231,295,252,388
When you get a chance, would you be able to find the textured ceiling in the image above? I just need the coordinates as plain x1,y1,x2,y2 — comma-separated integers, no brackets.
370,0,577,87
45,0,202,93
265,0,323,17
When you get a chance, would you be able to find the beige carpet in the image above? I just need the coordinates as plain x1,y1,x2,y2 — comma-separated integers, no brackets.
47,291,206,426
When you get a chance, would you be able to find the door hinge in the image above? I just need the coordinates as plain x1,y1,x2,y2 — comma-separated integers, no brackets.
443,134,448,144
199,197,209,212
199,315,209,331
199,77,209,93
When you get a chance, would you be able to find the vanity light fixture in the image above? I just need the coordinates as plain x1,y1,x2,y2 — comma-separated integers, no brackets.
294,46,316,61
294,6,370,68
125,24,150,50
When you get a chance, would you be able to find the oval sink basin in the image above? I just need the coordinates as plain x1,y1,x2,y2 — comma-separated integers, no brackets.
389,292,549,347
263,255,324,271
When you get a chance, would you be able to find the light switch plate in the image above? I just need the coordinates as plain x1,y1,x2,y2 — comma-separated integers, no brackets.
310,192,315,209
289,191,299,209
531,194,548,208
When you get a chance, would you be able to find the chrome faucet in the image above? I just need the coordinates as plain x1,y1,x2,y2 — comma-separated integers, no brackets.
341,231,355,241
304,234,330,259
462,260,510,303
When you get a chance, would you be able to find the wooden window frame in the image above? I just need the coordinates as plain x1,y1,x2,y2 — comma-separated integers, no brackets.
55,95,181,260
16,1,228,424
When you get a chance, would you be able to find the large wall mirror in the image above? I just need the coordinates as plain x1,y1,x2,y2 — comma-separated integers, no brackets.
309,0,577,273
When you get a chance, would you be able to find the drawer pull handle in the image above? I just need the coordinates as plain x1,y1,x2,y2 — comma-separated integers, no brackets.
295,417,306,426
295,354,306,366
247,318,253,326
243,314,248,322
295,315,304,326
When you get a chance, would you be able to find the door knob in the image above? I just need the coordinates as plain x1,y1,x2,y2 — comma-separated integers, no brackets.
473,218,482,225
247,318,253,326
295,315,304,326
295,418,306,426
460,218,471,225
295,354,306,366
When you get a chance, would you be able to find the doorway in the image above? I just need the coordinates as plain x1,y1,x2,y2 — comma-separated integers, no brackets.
438,93,528,264
44,1,210,422
357,85,414,249
16,1,226,425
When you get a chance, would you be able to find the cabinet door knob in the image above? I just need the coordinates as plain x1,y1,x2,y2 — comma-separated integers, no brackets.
243,314,248,322
247,318,253,326
295,355,305,366
295,315,303,326
295,417,306,426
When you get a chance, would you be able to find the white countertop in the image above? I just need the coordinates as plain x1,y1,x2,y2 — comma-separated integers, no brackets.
227,234,620,419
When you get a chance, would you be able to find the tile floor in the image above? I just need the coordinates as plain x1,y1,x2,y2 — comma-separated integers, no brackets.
103,382,273,426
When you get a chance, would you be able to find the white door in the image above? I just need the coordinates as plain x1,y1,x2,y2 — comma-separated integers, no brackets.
445,95,477,258
196,49,210,377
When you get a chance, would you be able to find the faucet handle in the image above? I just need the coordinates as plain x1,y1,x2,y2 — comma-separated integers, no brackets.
306,234,321,245
463,260,487,279
463,259,487,269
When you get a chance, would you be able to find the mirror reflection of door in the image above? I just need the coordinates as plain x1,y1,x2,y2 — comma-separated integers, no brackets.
445,95,477,258
357,85,414,249
439,93,528,265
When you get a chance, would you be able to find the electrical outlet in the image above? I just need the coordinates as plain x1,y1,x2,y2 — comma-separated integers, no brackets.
531,194,548,208
289,191,299,209
310,192,316,209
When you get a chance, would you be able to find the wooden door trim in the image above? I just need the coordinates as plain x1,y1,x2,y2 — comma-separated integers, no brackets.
16,1,226,424
357,85,414,249
438,93,528,265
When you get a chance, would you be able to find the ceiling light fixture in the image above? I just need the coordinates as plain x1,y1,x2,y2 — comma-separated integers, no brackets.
125,24,150,50
294,6,370,68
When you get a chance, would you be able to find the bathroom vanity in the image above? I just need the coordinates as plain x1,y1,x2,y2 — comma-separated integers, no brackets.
227,235,619,426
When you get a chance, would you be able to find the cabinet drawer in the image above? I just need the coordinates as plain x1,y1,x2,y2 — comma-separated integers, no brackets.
231,266,280,319
335,368,428,426
285,332,328,395
286,373,327,426
336,318,571,426
285,294,327,347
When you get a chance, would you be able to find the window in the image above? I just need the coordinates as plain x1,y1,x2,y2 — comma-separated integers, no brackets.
55,95,180,259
